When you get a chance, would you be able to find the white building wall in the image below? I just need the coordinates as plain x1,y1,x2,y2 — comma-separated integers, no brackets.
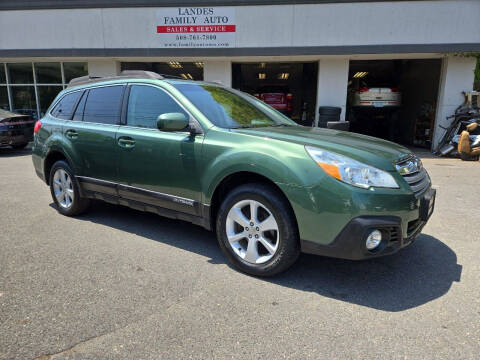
203,61,232,87
88,60,120,77
0,1,479,50
315,59,350,124
433,55,477,149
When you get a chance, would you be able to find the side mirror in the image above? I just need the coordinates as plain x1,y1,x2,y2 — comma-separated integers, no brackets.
156,112,189,131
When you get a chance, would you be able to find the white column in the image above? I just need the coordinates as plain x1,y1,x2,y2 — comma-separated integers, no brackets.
87,60,120,77
433,55,476,149
203,61,232,87
314,58,350,125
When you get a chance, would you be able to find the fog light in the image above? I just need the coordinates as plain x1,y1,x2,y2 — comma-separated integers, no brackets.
366,230,382,250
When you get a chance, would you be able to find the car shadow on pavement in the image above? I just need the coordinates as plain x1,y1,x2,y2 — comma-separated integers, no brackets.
71,201,462,313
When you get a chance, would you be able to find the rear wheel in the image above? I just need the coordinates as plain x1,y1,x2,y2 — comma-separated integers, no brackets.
49,160,90,216
216,183,300,276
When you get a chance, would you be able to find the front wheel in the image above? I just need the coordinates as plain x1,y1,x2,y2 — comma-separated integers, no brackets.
49,160,90,216
216,183,300,277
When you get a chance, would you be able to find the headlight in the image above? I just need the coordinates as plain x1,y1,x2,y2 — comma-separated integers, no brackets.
305,146,399,189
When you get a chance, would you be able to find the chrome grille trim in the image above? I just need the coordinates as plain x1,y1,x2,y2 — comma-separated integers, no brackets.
396,155,430,196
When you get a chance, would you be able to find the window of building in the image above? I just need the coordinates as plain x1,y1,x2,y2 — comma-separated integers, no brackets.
10,86,37,118
64,63,89,83
83,86,124,125
0,62,88,119
35,63,62,84
0,86,8,111
127,85,188,129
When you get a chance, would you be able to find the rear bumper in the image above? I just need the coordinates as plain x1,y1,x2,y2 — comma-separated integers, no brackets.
0,133,32,146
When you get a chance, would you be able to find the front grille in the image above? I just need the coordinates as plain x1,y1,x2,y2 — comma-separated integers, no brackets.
387,227,400,243
396,155,430,197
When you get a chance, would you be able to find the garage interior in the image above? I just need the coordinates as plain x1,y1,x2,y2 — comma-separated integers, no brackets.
232,62,318,126
347,59,442,148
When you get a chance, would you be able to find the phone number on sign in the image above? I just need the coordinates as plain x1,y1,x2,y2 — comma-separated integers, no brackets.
175,34,217,40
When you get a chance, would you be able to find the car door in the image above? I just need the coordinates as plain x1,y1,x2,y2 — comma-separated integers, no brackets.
116,83,204,216
64,85,125,185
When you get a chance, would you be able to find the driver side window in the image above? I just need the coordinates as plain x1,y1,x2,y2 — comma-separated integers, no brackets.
126,85,188,129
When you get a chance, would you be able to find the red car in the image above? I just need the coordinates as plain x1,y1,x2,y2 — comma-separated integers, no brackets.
254,87,293,114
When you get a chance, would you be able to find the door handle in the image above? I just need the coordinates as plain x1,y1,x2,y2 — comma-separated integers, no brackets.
65,129,78,139
117,136,136,148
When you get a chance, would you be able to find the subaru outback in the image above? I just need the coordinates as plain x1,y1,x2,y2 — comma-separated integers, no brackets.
32,71,435,276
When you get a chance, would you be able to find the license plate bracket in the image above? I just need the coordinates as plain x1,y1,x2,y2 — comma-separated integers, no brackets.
420,188,436,221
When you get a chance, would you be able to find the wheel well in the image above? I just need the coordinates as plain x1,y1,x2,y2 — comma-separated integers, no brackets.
44,151,69,185
209,171,298,232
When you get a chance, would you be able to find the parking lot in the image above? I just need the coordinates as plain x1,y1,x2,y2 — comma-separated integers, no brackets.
0,146,479,360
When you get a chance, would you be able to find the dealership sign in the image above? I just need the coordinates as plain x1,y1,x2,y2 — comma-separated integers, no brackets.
156,7,236,48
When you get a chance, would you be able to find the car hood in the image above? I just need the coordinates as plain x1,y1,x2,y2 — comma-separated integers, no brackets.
233,126,412,171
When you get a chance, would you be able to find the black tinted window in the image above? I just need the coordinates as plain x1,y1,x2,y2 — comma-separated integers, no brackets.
51,91,83,120
83,86,124,124
72,91,87,121
127,85,188,129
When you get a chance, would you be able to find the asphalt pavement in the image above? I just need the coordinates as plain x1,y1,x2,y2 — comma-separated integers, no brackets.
0,146,478,359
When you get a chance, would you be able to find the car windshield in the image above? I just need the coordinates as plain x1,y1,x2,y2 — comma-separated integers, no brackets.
173,83,296,129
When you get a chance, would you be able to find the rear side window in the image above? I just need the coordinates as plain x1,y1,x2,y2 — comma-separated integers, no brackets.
83,85,124,124
72,91,87,121
126,85,188,129
50,91,83,120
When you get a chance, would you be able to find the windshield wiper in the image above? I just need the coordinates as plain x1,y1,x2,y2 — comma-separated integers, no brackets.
271,124,294,127
231,125,254,129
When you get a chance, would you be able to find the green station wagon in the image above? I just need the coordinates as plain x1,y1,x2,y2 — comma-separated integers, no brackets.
32,71,435,276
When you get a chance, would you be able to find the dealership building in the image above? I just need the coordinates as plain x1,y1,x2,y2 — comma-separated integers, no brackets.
0,0,479,149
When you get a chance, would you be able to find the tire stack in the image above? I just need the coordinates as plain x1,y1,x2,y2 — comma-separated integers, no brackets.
318,106,341,128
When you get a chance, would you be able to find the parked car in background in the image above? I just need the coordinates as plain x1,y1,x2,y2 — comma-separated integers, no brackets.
0,109,35,149
13,108,40,120
32,71,435,277
351,85,401,108
254,87,293,114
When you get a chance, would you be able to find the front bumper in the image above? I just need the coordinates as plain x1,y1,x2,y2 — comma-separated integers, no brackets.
301,188,436,260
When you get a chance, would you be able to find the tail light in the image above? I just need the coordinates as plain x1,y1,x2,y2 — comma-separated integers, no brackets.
390,87,400,92
286,93,293,112
33,120,42,134
359,88,370,93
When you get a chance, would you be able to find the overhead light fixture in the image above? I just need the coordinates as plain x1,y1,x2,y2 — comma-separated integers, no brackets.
278,73,290,80
168,61,182,69
194,62,204,68
353,71,368,78
258,73,266,79
259,62,266,68
180,73,193,80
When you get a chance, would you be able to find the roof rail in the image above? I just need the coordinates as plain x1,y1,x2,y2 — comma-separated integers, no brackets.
67,70,164,88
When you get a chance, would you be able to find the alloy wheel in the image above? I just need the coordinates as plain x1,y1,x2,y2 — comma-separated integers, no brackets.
52,168,74,209
226,199,279,264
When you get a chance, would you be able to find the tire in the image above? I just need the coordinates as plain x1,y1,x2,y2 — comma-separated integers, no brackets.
49,160,90,216
11,142,28,150
318,106,341,116
216,183,300,277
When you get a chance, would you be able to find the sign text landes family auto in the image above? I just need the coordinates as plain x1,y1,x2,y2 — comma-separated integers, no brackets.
156,7,236,48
